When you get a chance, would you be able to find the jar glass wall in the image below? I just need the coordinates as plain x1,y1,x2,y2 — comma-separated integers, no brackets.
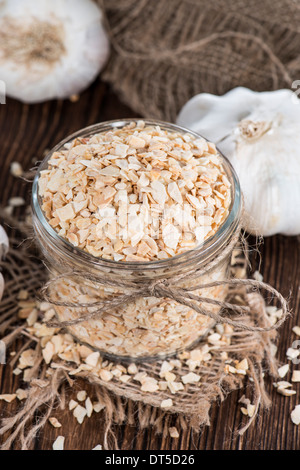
32,119,241,361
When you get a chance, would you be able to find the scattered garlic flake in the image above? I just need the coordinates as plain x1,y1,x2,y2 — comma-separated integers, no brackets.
76,390,87,402
169,427,179,438
291,405,300,425
287,348,300,360
85,397,93,417
0,394,16,403
53,436,65,450
16,389,28,401
161,399,173,409
73,405,87,424
181,372,200,384
238,395,251,406
292,326,300,337
93,402,105,413
85,352,100,367
291,371,300,383
239,395,255,418
253,271,263,282
69,399,78,411
99,370,113,382
141,378,159,392
278,364,289,378
8,197,25,207
128,363,138,375
17,289,28,300
274,381,296,396
277,389,296,397
42,341,55,364
10,162,23,177
235,359,249,374
208,333,221,344
49,417,62,428
247,404,256,418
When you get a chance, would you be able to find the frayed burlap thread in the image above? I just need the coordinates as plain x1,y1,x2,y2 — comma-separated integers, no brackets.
99,0,300,121
0,213,282,450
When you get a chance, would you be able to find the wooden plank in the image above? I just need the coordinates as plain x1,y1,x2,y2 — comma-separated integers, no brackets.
0,82,299,449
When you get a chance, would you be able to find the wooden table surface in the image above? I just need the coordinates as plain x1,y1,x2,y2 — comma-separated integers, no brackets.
0,79,299,450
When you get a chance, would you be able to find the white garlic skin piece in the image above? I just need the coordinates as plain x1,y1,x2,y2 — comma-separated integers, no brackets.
0,273,4,301
177,87,300,236
0,225,9,301
0,0,110,103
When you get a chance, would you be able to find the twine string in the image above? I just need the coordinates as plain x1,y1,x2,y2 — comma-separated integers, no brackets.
43,270,289,332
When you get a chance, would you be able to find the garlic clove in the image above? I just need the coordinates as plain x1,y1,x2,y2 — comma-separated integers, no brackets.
177,87,258,145
177,87,300,236
0,225,9,259
0,225,8,301
0,0,110,103
0,273,4,302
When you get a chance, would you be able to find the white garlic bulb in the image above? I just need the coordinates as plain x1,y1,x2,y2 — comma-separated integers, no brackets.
177,87,300,236
0,225,9,301
0,0,110,103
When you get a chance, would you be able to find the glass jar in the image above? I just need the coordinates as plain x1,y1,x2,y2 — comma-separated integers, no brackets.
32,119,241,362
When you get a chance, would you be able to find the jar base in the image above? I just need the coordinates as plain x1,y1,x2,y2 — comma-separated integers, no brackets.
67,322,216,364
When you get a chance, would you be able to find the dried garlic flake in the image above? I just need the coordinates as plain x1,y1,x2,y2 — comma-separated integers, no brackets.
291,405,300,425
53,436,65,450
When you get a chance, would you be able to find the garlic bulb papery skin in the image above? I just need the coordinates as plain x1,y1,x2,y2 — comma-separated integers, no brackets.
177,87,300,236
0,225,9,301
0,0,110,103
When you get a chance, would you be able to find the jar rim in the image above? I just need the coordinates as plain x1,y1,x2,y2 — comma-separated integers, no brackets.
32,118,241,272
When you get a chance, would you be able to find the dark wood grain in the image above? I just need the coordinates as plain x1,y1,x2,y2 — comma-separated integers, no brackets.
0,78,299,450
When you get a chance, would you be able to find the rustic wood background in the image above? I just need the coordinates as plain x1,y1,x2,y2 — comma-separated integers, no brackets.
0,79,299,450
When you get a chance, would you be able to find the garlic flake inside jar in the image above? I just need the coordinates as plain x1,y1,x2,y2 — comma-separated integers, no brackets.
0,0,110,103
38,121,231,261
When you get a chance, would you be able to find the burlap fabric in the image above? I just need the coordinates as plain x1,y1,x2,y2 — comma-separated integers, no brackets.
100,0,300,121
0,210,280,449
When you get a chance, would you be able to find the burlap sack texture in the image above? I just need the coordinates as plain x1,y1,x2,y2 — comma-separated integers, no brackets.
100,0,300,121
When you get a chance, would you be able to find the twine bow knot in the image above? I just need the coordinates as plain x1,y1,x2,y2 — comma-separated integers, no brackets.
147,279,169,298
